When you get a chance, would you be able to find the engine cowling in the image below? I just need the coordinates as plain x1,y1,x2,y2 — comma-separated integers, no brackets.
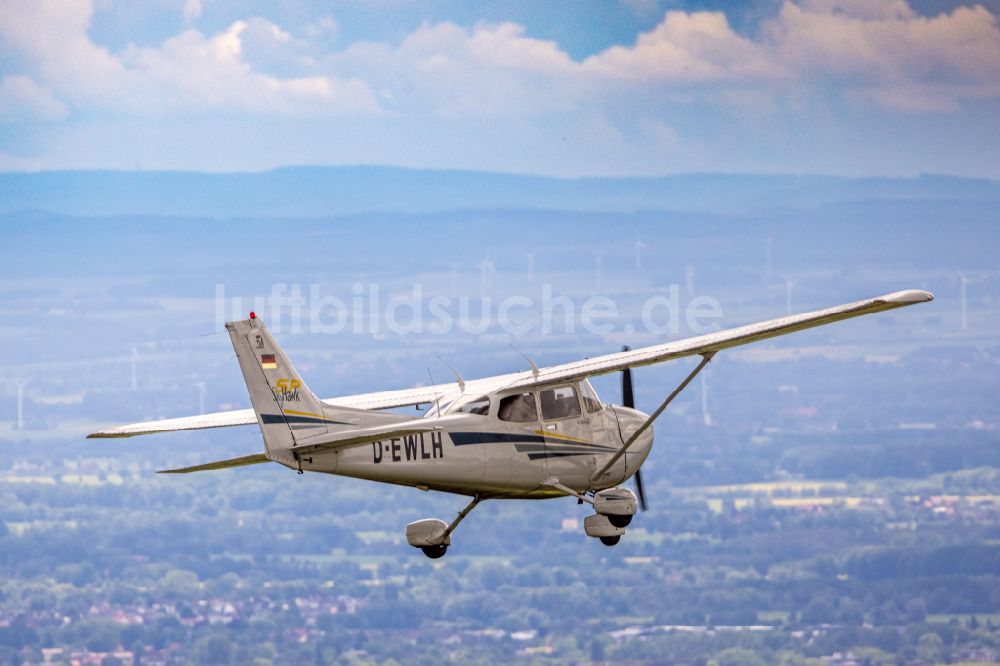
406,518,450,547
593,487,638,517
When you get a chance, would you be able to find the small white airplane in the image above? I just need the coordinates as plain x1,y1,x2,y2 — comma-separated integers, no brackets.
90,289,932,558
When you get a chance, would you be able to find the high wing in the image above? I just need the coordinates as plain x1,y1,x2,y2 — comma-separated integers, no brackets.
88,289,931,440
87,384,453,438
501,288,933,390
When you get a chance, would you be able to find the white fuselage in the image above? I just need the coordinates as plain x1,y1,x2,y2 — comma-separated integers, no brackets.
300,402,653,499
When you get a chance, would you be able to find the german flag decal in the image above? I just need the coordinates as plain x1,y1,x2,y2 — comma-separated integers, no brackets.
261,354,277,369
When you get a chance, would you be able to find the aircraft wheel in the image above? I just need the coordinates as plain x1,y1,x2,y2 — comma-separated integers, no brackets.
608,514,632,528
599,535,621,547
421,544,448,559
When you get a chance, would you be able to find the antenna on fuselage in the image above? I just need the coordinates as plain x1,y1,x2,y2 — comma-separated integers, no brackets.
510,345,539,378
436,356,466,393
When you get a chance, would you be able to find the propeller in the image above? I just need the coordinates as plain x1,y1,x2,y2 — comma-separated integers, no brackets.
621,345,648,511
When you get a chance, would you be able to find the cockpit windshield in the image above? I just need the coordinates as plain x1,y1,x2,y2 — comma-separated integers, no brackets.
578,379,603,413
446,394,491,416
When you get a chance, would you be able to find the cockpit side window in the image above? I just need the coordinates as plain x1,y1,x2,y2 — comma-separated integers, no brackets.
578,379,603,413
452,395,491,416
498,392,538,423
539,385,582,420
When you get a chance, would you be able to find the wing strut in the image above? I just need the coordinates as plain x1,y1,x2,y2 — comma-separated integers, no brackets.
591,352,715,484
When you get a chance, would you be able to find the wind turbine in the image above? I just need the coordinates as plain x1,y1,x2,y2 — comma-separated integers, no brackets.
526,252,536,282
479,256,496,297
956,270,998,332
196,382,207,415
958,271,970,331
780,274,796,315
15,379,28,430
633,233,648,275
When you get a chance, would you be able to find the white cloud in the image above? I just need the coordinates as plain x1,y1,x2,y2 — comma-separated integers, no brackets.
324,1,1000,120
182,0,202,24
0,75,69,121
0,0,382,118
768,2,1000,111
304,15,339,42
0,0,997,174
4,0,997,124
122,20,381,116
0,149,45,170
330,21,582,118
796,0,916,21
584,10,774,82
0,0,128,104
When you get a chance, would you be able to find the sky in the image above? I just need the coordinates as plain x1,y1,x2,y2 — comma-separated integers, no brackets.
1,0,999,177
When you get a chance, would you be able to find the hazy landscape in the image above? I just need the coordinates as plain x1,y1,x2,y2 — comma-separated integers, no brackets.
0,167,998,664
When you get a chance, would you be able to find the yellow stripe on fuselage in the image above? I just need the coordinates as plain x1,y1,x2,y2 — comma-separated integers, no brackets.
533,429,590,444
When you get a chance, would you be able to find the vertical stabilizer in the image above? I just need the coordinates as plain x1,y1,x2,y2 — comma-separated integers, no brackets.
226,315,354,468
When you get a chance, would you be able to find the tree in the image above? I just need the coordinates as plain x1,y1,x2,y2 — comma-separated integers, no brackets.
195,634,232,665
916,632,945,664
714,648,767,666
837,597,864,625
801,597,836,625
84,623,118,653
590,638,606,662
904,598,927,624
853,647,895,666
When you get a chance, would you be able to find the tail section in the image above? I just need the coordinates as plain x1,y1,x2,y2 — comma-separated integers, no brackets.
226,315,359,468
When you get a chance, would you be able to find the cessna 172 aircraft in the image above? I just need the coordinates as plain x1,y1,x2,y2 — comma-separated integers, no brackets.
90,289,932,558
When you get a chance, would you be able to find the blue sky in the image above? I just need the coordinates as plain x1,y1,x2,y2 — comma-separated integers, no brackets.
1,0,999,177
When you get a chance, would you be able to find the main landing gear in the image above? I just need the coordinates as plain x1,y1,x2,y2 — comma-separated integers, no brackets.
584,510,630,547
607,514,632,528
420,544,448,559
542,479,639,548
406,495,481,559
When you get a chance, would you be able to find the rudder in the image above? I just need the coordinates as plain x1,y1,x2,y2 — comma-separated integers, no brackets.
226,315,352,468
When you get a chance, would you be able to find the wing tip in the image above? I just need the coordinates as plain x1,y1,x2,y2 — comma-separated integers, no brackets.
880,289,934,305
87,431,129,439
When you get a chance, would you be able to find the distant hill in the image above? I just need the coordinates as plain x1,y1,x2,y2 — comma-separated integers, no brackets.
0,166,998,217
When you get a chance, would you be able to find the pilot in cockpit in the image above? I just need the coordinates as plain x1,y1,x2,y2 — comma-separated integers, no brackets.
498,392,537,422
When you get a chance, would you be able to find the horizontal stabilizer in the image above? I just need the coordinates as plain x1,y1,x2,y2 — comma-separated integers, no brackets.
157,452,270,474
